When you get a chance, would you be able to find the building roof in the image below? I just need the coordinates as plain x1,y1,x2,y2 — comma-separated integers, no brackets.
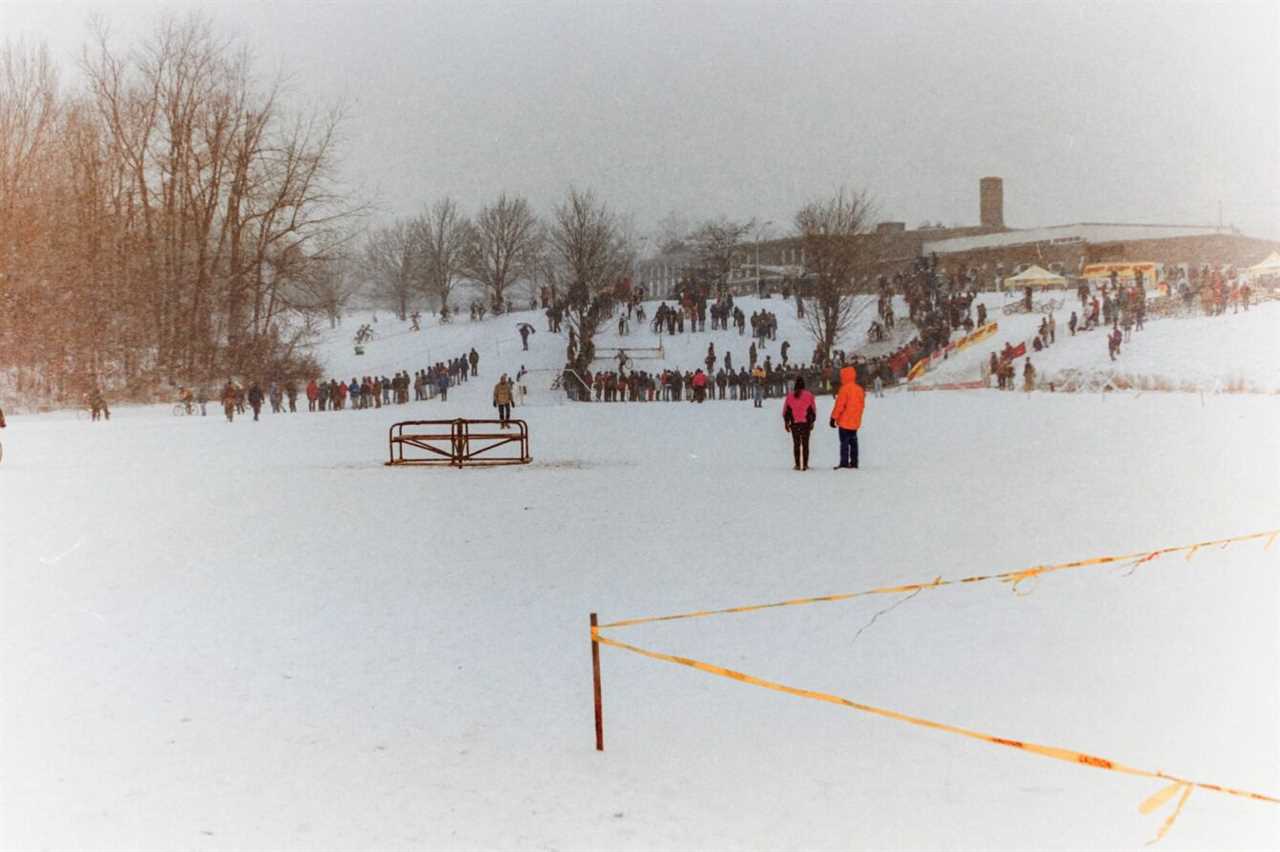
923,222,1231,255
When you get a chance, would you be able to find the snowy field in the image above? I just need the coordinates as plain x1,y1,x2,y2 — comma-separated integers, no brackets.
2,295,1279,851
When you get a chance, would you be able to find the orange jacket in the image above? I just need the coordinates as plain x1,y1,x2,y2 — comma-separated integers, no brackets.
830,367,865,429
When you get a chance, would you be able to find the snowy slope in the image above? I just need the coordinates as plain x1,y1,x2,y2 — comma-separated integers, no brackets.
316,293,1279,406
311,295,882,391
920,296,1280,392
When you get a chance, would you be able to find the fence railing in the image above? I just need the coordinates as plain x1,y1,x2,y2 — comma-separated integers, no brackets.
386,418,531,467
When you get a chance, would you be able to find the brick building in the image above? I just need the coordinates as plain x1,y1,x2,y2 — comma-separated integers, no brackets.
636,178,1279,294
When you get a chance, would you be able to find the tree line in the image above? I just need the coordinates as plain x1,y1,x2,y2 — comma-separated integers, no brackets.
1,13,882,405
367,187,882,373
0,16,358,401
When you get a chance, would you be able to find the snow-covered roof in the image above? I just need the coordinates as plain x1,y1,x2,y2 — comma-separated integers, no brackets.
924,223,1227,255
1247,251,1280,273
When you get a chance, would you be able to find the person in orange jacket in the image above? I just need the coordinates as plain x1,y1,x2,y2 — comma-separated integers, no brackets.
829,366,865,469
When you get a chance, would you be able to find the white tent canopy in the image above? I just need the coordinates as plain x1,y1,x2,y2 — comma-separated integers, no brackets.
1004,265,1066,289
1246,252,1280,281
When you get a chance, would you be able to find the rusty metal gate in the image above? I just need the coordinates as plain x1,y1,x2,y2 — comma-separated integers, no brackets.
386,418,531,467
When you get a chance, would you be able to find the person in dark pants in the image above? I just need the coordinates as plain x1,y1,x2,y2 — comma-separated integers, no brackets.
493,374,513,427
781,377,816,471
829,366,865,469
247,382,264,421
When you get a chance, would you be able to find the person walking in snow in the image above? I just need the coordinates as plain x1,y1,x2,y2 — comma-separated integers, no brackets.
469,348,479,377
751,365,765,408
518,323,535,351
1023,359,1036,392
248,382,264,421
221,381,237,423
493,374,514,427
829,366,865,469
782,376,816,471
1068,311,1077,336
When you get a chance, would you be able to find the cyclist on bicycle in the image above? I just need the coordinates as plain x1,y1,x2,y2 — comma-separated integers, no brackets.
178,386,194,414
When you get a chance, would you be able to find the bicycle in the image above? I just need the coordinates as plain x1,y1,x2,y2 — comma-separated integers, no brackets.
172,401,197,416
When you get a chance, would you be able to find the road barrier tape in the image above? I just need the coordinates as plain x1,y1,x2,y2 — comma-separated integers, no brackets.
591,630,1278,843
598,529,1279,630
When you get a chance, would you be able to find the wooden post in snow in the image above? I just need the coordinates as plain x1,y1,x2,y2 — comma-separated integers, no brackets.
590,612,604,751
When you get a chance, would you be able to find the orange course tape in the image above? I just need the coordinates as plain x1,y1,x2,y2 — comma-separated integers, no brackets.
598,529,1279,630
592,528,1280,842
591,631,1278,840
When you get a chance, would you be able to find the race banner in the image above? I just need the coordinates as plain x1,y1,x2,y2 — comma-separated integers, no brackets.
907,322,999,382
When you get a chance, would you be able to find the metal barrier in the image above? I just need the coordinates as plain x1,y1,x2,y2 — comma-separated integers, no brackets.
386,418,531,467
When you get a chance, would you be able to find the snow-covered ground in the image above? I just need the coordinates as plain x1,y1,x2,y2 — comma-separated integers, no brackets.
2,296,1278,851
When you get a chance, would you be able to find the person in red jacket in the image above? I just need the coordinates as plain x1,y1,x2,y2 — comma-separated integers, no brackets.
781,377,816,470
305,379,319,412
829,366,865,469
692,368,708,403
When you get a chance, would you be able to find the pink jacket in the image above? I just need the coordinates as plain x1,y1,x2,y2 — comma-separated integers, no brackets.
781,390,816,426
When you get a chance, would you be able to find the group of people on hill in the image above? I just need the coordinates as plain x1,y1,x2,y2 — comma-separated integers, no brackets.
1165,264,1252,316
304,349,481,414
566,345,894,407
181,348,484,423
639,292,782,342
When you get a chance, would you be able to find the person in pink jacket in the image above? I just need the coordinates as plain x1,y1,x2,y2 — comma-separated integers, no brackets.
781,377,817,470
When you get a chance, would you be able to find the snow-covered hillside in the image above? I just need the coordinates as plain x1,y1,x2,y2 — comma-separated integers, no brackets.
2,291,1278,851
314,292,1280,402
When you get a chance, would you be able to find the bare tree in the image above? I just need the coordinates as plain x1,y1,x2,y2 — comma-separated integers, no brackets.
76,13,360,379
794,188,877,361
547,187,633,368
363,219,420,321
0,39,61,388
688,216,754,293
413,197,470,321
284,245,359,329
463,193,539,315
654,209,690,255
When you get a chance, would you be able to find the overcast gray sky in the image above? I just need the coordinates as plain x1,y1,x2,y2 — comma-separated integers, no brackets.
4,0,1278,240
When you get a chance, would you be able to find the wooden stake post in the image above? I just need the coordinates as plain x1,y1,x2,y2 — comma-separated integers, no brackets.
590,612,604,751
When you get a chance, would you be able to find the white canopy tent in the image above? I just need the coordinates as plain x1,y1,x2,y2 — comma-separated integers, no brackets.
1246,252,1280,284
1003,265,1067,289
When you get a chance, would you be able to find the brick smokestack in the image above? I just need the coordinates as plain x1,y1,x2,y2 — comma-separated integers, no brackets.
980,177,1004,228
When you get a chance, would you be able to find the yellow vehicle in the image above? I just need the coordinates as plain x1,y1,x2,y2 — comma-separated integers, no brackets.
1082,262,1163,292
